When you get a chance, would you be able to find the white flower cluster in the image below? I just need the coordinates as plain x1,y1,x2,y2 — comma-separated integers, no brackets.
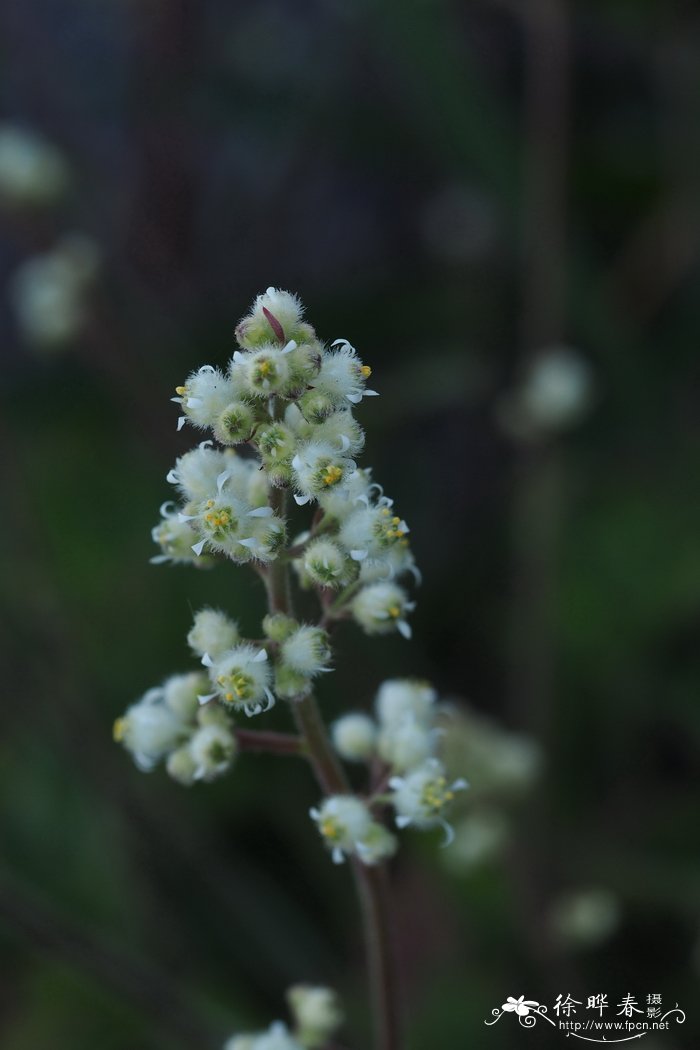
152,288,418,640
224,985,342,1050
315,679,468,861
113,671,237,784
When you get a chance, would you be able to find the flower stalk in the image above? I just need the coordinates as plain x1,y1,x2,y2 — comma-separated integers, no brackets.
115,289,467,1050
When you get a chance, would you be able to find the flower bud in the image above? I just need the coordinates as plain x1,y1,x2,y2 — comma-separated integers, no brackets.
214,401,256,445
188,608,240,659
235,287,311,349
166,746,198,786
302,538,352,589
356,822,399,865
332,713,377,761
375,679,436,730
163,672,207,720
262,613,299,642
189,723,237,780
286,985,343,1049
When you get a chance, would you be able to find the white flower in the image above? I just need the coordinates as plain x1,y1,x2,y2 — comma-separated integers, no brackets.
167,445,228,502
351,583,414,638
280,626,331,677
189,723,237,781
390,758,468,843
317,467,376,520
338,505,409,565
287,985,343,1048
291,440,354,503
520,348,592,431
331,713,377,762
311,341,378,406
206,645,274,716
240,344,292,396
113,686,191,771
10,234,99,349
173,366,241,431
310,795,373,864
375,679,436,730
0,124,69,207
188,608,240,659
151,504,205,565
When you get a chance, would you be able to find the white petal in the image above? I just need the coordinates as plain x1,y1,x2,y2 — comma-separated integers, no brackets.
177,416,187,431
248,506,274,518
191,539,207,556
263,687,276,708
364,389,380,397
197,693,217,705
149,555,169,564
233,350,245,364
395,815,412,829
201,653,214,667
282,339,297,354
217,469,232,493
159,500,176,516
397,620,412,639
238,537,259,549
253,648,268,662
332,847,345,864
291,454,302,469
166,469,179,484
350,549,368,561
439,820,455,848
294,493,311,506
346,392,362,404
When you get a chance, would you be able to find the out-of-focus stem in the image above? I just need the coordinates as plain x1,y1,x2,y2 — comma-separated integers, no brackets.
265,482,402,1050
234,728,305,757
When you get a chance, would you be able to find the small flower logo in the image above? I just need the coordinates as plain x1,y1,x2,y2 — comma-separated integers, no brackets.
501,995,539,1017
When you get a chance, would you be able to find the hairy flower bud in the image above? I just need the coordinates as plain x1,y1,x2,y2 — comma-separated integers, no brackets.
332,713,377,761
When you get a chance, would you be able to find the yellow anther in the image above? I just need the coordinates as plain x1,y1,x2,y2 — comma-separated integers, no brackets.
381,507,390,516
321,818,340,841
206,499,215,508
360,364,372,378
112,717,127,742
391,516,401,524
225,692,234,702
322,464,343,486
388,605,400,619
175,385,186,396
258,359,273,377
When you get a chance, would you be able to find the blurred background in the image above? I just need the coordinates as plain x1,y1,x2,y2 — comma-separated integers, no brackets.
1,0,699,1047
